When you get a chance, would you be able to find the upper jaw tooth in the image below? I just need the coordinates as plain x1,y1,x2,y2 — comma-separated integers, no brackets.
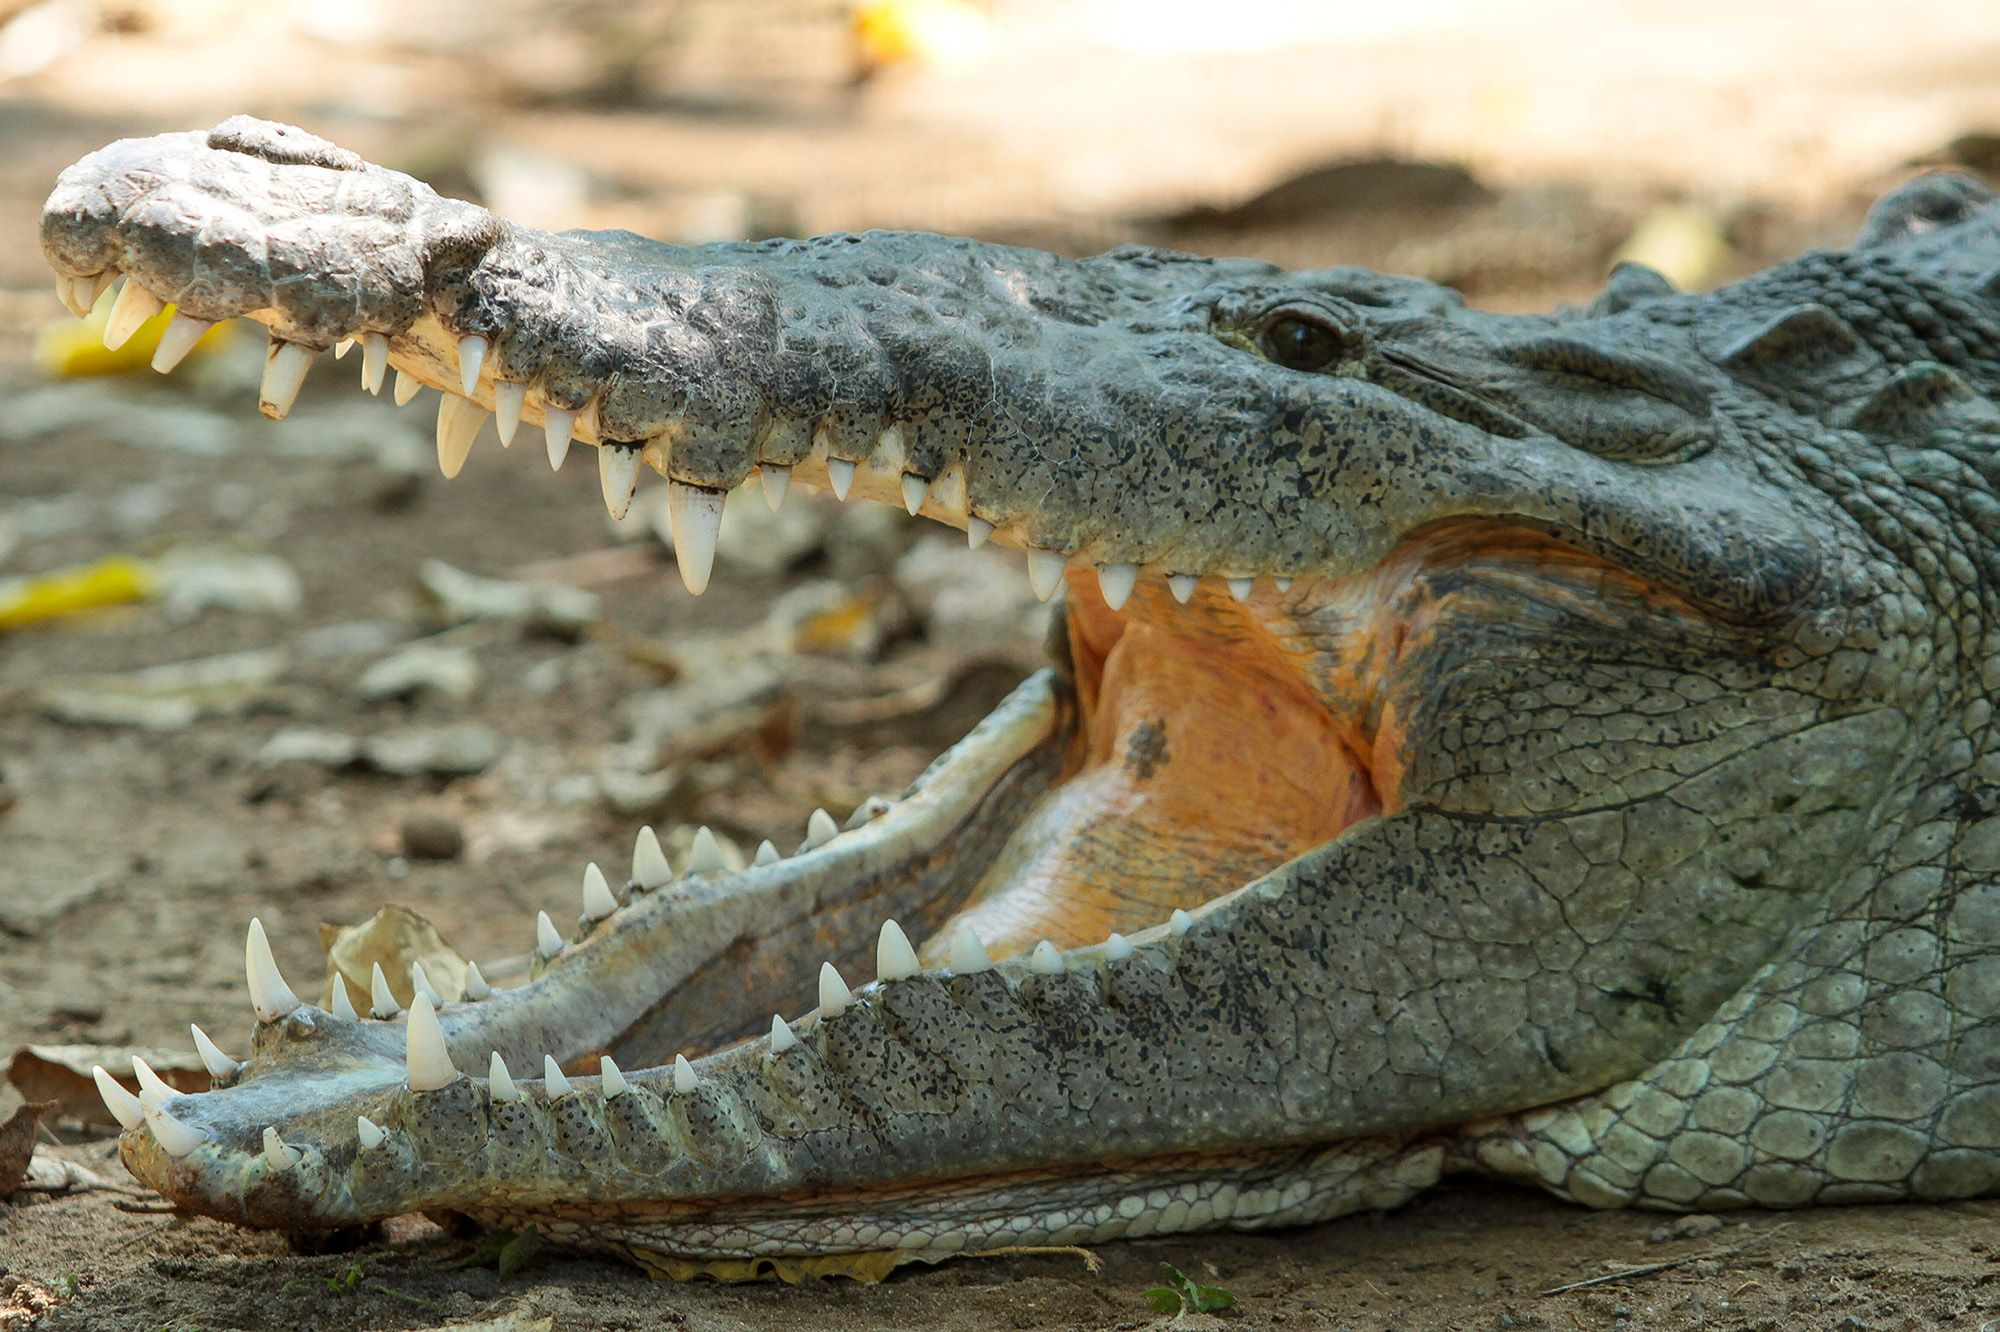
150,312,211,373
258,342,315,420
666,482,725,596
457,334,488,396
600,444,640,520
92,1066,144,1131
360,333,389,395
102,280,163,350
494,381,526,445
1026,548,1067,602
825,457,857,501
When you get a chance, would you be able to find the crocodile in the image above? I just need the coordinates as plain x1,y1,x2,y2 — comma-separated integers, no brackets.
38,118,2000,1275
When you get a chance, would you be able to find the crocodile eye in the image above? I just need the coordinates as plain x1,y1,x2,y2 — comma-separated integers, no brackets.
1260,314,1345,372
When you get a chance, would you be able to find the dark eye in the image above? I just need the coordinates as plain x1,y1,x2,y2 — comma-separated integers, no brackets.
1261,314,1345,372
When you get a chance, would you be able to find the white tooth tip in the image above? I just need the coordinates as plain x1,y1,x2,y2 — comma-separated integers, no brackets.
102,280,163,350
600,1054,630,1098
93,1066,144,1131
1168,574,1198,603
760,464,791,511
436,393,486,479
600,444,639,520
1105,931,1134,961
190,1024,236,1081
581,862,618,921
667,482,725,596
1227,576,1254,601
673,1053,699,1093
370,961,401,1019
245,917,301,1023
258,341,315,419
404,992,460,1091
355,1115,386,1149
330,977,360,1021
55,275,85,318
967,516,994,549
805,807,839,849
900,473,929,515
463,959,492,1001
488,1051,519,1102
1027,548,1067,602
825,457,857,501
754,839,781,866
360,333,389,395
1275,577,1293,592
1170,908,1194,936
544,406,576,470
150,312,212,373
1096,563,1138,611
536,910,565,960
410,960,443,1008
1029,940,1065,974
494,381,526,445
542,1054,573,1097
334,338,355,359
146,1101,207,1158
876,919,921,982
632,825,672,890
262,1126,301,1170
131,1055,175,1101
818,960,853,1015
687,826,727,875
949,923,992,973
457,333,488,395
393,368,423,406
769,1014,799,1054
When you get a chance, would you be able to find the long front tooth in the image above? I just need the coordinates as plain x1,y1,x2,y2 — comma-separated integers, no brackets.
258,342,315,420
667,482,725,595
263,1126,301,1170
245,918,301,1023
410,960,443,1008
131,1056,175,1101
330,977,359,1021
876,919,920,981
544,406,576,470
581,862,618,921
632,825,672,890
356,1115,386,1149
600,1054,631,1098
393,369,423,406
102,280,163,350
542,1054,573,1097
404,992,459,1091
493,381,525,445
1167,573,1198,604
436,394,486,478
536,910,565,959
949,923,992,973
1095,563,1138,611
825,457,857,500
488,1051,520,1102
760,464,790,511
369,961,401,1018
687,826,727,874
753,839,780,866
150,312,212,373
1227,576,1254,601
457,334,487,395
1026,548,1067,602
673,1053,699,1093
805,807,838,849
900,473,928,515
967,516,994,549
92,1066,144,1131
1029,940,1065,974
769,1014,799,1054
190,1025,236,1080
360,333,388,395
463,960,492,1000
55,275,86,318
818,960,853,1016
600,444,640,520
145,1100,206,1158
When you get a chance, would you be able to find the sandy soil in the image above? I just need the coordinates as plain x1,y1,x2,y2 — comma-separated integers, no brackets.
6,4,2000,1328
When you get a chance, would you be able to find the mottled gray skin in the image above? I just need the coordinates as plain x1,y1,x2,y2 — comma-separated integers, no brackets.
39,119,2000,1268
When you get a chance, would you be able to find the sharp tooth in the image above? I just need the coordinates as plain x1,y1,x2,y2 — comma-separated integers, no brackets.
131,1055,175,1101
949,924,992,973
435,393,486,478
600,444,640,520
457,334,487,395
900,473,928,515
356,1115,386,1149
967,516,993,549
632,825,672,890
1029,940,1065,974
360,333,388,395
88,271,117,307
687,826,727,874
245,918,301,1023
370,962,402,1018
488,1051,519,1102
494,381,525,446
1095,563,1138,611
145,1100,206,1158
805,807,838,849
769,1014,799,1054
1170,908,1194,936
102,280,163,350
393,369,423,406
263,1126,301,1170
818,961,853,1016
581,862,618,921
600,1054,631,1098
93,1066,144,1130
761,464,791,510
876,919,920,981
190,1025,236,1081
1027,548,1067,602
463,960,492,1000
673,1053,698,1093
410,960,443,1009
330,977,359,1021
825,457,856,500
1275,577,1293,593
405,992,460,1091
536,910,565,960
545,406,576,470
1105,931,1134,961
1227,576,1254,601
754,839,780,866
258,342,315,419
334,338,354,360
1167,574,1198,603
542,1054,572,1097
55,275,86,318
667,481,725,595
150,312,212,373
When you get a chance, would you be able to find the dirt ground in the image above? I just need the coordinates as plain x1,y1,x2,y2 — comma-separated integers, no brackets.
5,3,2000,1329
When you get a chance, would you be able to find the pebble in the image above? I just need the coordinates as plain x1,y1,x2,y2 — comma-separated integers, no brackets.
399,810,465,861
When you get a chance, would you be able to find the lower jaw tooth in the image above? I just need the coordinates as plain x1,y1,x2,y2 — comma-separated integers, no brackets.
435,394,487,478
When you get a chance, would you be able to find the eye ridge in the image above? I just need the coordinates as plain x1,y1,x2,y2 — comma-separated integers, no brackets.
1260,312,1347,372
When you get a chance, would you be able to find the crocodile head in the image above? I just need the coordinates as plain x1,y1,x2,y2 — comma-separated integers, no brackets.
44,119,2000,1269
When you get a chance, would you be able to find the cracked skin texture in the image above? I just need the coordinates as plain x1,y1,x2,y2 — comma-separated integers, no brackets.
36,118,2000,1273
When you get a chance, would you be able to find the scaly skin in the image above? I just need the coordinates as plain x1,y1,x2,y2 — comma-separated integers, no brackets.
39,119,2000,1271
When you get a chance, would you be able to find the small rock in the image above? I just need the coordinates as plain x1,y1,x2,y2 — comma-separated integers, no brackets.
399,810,465,861
419,559,600,636
364,724,503,777
156,549,303,618
358,642,480,701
